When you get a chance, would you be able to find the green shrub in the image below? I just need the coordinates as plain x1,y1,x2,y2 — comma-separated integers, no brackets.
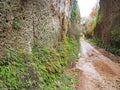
89,38,120,56
0,36,79,90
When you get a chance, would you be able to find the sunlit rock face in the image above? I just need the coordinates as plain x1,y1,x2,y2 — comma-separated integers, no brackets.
0,0,80,53
94,0,120,44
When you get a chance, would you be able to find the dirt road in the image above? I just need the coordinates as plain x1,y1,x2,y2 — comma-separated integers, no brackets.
76,39,120,90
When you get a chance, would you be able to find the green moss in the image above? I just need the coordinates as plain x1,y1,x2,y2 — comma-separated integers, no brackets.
13,20,19,30
88,12,101,33
71,0,77,22
111,26,120,42
96,12,101,24
89,38,120,56
0,36,79,90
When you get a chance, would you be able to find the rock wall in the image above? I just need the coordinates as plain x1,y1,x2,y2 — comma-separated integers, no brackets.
69,1,81,39
0,0,80,53
94,0,120,45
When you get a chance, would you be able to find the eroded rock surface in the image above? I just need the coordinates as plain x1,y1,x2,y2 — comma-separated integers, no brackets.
0,0,80,53
94,0,120,45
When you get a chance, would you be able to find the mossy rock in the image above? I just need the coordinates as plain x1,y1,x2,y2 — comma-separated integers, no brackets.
111,26,120,42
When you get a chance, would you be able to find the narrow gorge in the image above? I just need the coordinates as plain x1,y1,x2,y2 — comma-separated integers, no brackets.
0,0,120,90
0,0,81,90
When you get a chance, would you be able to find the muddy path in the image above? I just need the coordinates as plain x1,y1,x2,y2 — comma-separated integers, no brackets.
76,39,120,90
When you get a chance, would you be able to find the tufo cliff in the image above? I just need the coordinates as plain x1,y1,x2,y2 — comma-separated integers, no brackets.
0,0,80,53
94,0,120,46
